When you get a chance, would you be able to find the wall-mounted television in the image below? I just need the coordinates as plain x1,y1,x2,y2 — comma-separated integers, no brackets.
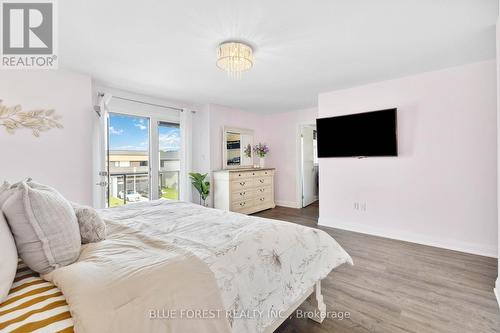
316,108,398,158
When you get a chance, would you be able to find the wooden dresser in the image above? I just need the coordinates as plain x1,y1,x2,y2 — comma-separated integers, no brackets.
213,168,276,214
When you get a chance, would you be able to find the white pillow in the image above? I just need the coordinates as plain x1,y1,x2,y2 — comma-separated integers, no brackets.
0,212,18,303
3,181,81,275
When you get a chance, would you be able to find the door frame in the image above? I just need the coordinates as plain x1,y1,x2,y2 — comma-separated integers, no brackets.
108,108,180,205
298,123,319,208
94,96,181,208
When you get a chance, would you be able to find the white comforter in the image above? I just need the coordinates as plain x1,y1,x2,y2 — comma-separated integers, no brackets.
46,200,352,333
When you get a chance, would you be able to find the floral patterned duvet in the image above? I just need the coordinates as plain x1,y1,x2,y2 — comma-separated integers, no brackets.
98,200,352,332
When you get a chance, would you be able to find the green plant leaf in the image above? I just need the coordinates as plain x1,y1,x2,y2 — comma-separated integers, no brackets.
189,172,210,200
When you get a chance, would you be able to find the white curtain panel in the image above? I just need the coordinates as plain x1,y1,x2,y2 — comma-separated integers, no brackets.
92,93,111,208
180,110,193,203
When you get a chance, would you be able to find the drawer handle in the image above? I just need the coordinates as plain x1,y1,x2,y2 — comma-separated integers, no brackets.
259,189,265,192
259,198,265,201
239,192,245,196
240,202,246,206
252,172,255,175
240,181,246,186
238,174,242,177
259,179,264,183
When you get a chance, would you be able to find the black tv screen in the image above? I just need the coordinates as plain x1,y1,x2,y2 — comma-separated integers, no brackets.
316,108,398,157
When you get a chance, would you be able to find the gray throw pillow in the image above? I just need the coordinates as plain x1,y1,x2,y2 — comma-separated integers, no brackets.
3,181,81,275
71,202,106,244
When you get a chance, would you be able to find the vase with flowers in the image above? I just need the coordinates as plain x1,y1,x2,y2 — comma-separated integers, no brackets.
253,143,269,168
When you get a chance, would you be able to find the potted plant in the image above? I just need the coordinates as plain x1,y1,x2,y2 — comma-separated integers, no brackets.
189,172,210,206
253,143,269,168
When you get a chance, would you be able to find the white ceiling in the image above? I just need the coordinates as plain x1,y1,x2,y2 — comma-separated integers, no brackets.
60,0,498,113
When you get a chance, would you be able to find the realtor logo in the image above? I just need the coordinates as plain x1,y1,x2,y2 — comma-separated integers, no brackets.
1,0,57,68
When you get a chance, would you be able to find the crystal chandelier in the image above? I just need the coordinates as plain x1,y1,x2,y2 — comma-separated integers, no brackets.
216,41,253,78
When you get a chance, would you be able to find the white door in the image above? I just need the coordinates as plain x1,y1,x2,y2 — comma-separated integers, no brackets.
301,125,318,207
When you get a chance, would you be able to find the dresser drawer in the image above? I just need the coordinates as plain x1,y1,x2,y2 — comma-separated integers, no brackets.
255,170,273,177
214,168,275,215
254,176,272,187
254,193,273,206
230,171,257,180
231,179,253,191
231,199,253,212
232,189,255,201
254,186,272,196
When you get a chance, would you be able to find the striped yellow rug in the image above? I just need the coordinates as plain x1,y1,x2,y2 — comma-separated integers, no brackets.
0,261,74,333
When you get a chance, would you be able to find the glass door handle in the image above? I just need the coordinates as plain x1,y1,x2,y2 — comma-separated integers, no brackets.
96,181,108,187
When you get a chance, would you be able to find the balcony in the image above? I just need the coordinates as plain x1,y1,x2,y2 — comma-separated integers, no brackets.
108,170,179,207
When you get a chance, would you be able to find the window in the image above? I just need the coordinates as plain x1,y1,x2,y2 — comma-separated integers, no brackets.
107,113,150,207
158,121,181,200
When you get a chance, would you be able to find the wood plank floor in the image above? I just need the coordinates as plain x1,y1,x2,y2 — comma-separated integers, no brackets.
254,202,500,333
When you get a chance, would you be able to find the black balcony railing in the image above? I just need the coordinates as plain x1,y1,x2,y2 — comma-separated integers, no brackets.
108,171,179,207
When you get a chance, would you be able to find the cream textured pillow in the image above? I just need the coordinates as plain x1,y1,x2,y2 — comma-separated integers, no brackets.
71,202,106,244
0,212,18,303
3,181,81,275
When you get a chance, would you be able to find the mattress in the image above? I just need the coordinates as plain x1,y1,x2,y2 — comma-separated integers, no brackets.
45,200,351,333
0,261,73,333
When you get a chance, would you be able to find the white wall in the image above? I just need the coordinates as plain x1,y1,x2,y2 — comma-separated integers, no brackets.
318,60,497,257
0,70,94,205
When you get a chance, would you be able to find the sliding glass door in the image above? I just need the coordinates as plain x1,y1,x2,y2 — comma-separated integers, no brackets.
107,113,151,207
158,122,181,200
103,112,181,208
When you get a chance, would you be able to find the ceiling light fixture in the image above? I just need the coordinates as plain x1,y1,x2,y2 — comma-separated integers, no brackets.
216,41,253,78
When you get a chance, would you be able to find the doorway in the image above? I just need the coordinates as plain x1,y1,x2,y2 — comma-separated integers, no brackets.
300,124,319,208
94,94,182,208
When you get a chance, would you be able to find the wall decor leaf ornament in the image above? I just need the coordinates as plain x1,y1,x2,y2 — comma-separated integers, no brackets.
0,100,63,137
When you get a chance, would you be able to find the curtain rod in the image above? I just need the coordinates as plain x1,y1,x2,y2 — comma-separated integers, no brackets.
111,95,184,112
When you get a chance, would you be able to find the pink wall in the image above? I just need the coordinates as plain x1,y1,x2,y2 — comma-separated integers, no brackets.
318,60,497,257
263,108,317,207
210,105,319,208
0,70,94,205
199,104,317,208
208,104,267,172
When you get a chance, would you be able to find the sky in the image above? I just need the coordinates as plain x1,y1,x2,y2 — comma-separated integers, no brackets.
108,113,180,151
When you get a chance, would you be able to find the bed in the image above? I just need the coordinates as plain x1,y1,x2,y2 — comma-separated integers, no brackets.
2,199,352,333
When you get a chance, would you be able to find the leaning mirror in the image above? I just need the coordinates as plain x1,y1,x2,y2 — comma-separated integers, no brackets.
222,127,254,169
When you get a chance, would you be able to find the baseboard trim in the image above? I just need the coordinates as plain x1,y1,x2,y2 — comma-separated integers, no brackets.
318,217,497,258
275,200,301,209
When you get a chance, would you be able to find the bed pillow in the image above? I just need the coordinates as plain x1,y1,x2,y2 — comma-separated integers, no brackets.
71,202,106,244
0,178,33,208
3,181,81,275
0,212,18,303
0,181,12,208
